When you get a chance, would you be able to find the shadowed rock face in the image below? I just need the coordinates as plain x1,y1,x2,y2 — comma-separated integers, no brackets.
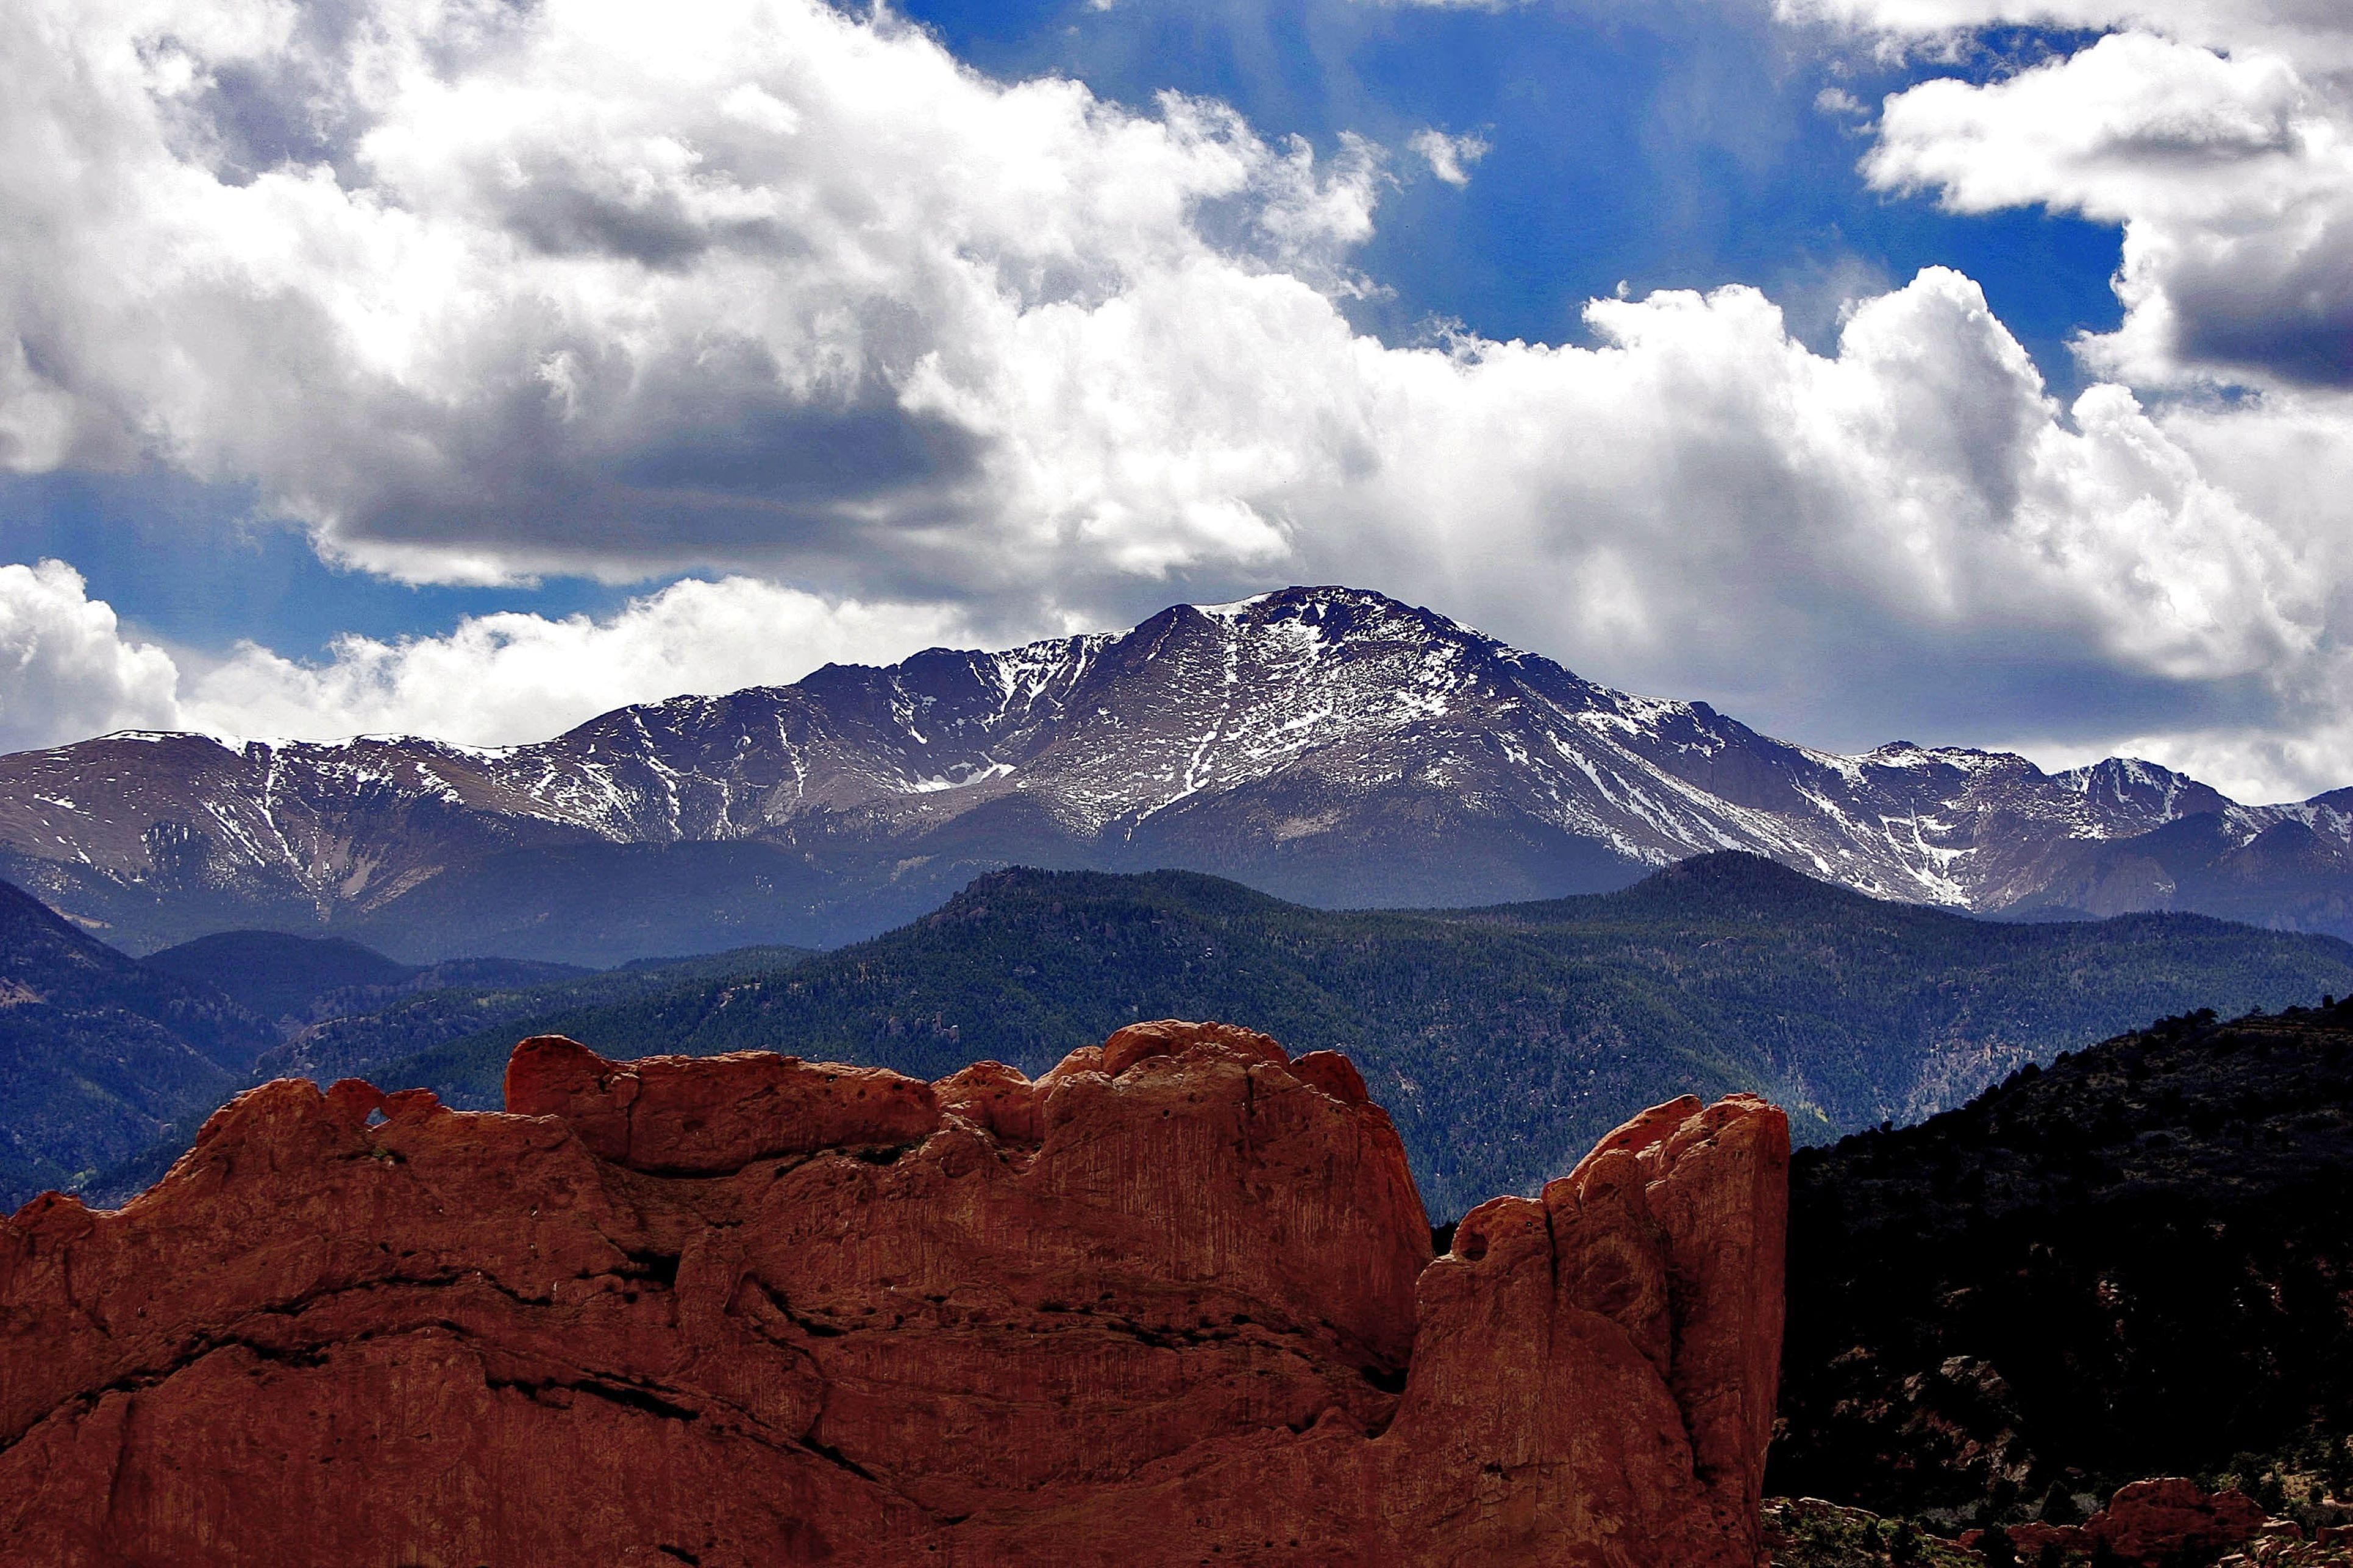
0,1018,1788,1567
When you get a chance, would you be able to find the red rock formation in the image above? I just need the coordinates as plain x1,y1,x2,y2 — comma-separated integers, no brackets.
1965,1478,2277,1567
0,1019,1789,1567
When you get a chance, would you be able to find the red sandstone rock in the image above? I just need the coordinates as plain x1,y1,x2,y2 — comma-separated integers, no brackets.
2095,1479,2273,1564
1975,1478,2273,1566
504,1031,941,1172
0,1018,1789,1567
1291,1047,1372,1105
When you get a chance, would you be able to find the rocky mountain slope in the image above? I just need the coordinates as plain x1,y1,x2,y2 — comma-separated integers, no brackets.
1773,999,2353,1524
0,1024,1787,1567
2,587,2346,963
0,881,275,1202
240,856,2353,1221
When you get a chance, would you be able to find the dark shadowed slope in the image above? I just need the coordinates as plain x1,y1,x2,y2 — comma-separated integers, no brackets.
1773,999,2353,1524
0,879,274,1205
142,929,585,1029
142,930,419,1022
321,856,2353,1219
2007,810,2353,934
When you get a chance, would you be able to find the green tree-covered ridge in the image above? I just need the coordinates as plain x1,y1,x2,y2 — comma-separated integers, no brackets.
354,853,2353,1219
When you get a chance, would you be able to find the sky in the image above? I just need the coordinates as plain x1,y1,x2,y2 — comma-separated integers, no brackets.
0,0,2349,802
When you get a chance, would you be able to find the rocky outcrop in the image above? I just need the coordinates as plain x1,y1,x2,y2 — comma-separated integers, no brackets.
0,1019,1788,1566
1962,1479,2277,1566
1759,1497,1981,1567
1775,1002,2353,1520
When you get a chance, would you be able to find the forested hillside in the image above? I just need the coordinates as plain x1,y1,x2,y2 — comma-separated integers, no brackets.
0,882,274,1204
141,929,586,1030
1775,999,2353,1524
342,855,2353,1218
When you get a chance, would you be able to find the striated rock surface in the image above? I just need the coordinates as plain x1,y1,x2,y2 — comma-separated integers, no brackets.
0,1019,1788,1567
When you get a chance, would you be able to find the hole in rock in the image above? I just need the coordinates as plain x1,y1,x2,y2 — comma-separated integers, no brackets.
624,1250,682,1288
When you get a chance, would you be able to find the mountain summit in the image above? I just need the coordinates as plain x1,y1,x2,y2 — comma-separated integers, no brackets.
1,587,2346,961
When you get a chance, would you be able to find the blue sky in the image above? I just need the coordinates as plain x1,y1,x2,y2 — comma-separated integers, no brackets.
903,0,2124,364
1,0,2348,800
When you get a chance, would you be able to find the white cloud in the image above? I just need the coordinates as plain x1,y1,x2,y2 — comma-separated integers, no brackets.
0,564,965,749
0,561,180,753
179,577,972,747
1408,127,1492,186
1305,267,2317,701
1776,1,2353,68
1745,0,2353,792
0,0,1382,591
0,0,2349,795
1860,28,2353,388
1778,2,2353,389
17,257,2327,774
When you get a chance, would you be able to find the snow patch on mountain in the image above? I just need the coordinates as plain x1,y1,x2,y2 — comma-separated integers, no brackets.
2,587,2346,941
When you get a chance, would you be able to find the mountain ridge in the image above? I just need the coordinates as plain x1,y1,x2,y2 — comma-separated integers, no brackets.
228,854,2353,1221
3,586,2345,962
0,880,274,1201
140,929,589,1030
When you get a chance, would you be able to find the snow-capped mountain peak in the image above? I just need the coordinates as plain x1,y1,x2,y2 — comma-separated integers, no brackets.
0,586,2342,958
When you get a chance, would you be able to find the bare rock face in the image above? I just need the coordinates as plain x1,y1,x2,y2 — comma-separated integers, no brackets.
1966,1479,2277,1567
2095,1479,2275,1564
0,1020,1789,1567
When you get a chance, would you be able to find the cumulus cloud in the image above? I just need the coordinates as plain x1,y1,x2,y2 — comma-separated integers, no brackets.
1742,0,2353,791
1859,28,2353,388
180,577,973,747
1409,128,1491,186
0,564,965,749
0,0,2350,794
0,562,179,752
0,0,1386,593
1779,1,2353,389
1302,268,2316,711
1778,1,2353,66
